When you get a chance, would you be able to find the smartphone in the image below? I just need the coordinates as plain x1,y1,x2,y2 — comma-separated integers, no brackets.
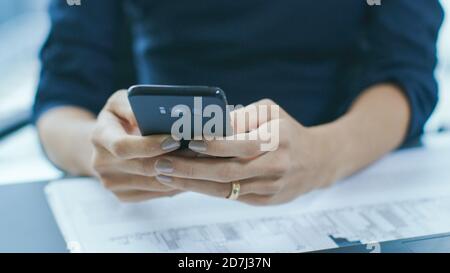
128,85,232,141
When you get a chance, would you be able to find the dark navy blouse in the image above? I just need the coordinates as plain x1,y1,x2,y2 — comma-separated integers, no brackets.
34,0,444,142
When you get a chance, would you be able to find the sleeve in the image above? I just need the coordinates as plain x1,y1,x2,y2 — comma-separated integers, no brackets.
32,0,123,123
357,0,444,143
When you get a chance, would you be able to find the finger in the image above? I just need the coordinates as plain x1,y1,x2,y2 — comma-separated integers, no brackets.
100,174,175,192
93,112,180,159
100,154,158,177
239,186,301,206
154,154,288,182
154,157,255,182
170,148,201,158
237,194,277,206
93,145,188,177
188,138,264,158
106,90,138,126
156,175,229,198
231,99,285,134
113,189,181,203
188,120,281,158
155,176,278,198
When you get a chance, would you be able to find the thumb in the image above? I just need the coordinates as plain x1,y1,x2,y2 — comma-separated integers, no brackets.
106,90,138,127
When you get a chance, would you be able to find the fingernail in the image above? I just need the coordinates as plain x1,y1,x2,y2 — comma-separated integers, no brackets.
156,175,172,183
155,159,174,174
189,141,207,152
161,137,180,151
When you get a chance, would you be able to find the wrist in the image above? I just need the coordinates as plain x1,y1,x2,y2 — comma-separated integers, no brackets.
308,121,349,186
74,120,97,176
38,107,97,176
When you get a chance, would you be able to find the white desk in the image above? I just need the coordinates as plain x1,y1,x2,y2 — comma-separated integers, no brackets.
0,126,449,252
44,133,450,252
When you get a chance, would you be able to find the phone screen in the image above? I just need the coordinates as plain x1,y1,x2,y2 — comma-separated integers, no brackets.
128,85,232,140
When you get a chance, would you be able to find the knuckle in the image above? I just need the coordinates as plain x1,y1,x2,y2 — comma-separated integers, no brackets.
209,141,225,154
264,181,283,194
217,185,229,197
166,191,180,197
246,196,274,207
244,182,258,194
278,121,290,146
115,194,134,203
167,178,187,190
110,139,129,158
261,195,276,205
139,159,155,176
267,162,283,175
128,177,144,190
100,177,116,191
243,143,260,157
269,154,290,175
142,140,161,156
90,133,99,148
90,127,104,148
112,193,123,201
91,153,101,169
178,180,188,190
185,164,196,178
105,94,117,109
217,164,235,182
259,98,276,106
91,152,108,174
108,90,125,104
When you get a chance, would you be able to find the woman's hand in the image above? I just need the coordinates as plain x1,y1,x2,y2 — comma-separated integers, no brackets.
91,90,183,202
37,83,408,205
154,99,338,206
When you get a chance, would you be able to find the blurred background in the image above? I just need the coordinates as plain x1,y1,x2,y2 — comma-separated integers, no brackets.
0,0,449,183
0,0,48,120
1,0,449,132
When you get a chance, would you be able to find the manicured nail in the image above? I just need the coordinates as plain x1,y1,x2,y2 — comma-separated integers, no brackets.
161,137,180,151
189,141,207,152
156,175,172,183
155,159,174,174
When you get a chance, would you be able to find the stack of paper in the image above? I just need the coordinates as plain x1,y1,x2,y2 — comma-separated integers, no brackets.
45,144,450,253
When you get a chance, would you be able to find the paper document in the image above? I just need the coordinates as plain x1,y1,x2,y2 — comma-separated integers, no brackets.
45,145,450,253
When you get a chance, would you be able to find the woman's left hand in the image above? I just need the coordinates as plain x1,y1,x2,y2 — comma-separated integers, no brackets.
154,99,338,206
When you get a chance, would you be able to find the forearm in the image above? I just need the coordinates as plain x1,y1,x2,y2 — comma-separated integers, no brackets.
37,106,97,176
313,84,411,182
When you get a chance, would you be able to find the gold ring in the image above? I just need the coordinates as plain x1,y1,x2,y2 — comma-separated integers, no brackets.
227,181,241,200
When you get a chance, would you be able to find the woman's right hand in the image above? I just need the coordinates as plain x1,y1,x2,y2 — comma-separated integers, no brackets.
91,90,183,202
